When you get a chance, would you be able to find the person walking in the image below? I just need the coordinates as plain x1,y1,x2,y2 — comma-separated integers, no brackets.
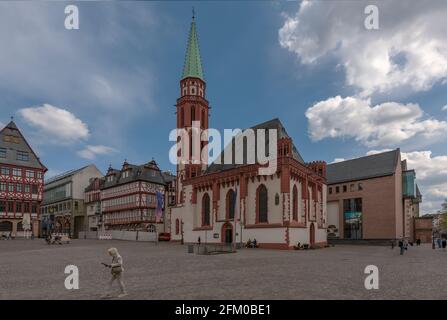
391,240,395,249
398,239,405,255
101,248,127,299
442,238,447,251
437,237,442,249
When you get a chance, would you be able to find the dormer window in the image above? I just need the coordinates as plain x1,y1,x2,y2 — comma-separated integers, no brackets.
122,171,129,179
107,175,114,182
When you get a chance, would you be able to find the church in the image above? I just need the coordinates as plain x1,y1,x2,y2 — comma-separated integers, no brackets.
169,16,328,249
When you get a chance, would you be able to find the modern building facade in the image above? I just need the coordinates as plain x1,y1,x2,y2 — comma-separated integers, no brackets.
326,149,422,241
0,120,47,237
100,160,174,233
41,164,103,237
169,17,328,249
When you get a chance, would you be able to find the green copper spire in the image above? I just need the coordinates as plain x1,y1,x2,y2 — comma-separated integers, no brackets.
182,14,204,81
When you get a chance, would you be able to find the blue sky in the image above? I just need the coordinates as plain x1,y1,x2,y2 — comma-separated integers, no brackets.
1,1,446,213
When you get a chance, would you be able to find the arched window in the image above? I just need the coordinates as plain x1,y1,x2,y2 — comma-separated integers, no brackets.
180,108,184,127
191,106,195,122
257,184,268,223
226,189,236,220
201,110,205,128
147,224,156,232
202,193,211,226
175,219,180,235
293,185,298,221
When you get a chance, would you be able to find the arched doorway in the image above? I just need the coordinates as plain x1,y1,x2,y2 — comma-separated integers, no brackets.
221,223,233,244
310,223,315,247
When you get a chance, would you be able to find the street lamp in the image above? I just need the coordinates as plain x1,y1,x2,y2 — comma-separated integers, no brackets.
181,220,184,245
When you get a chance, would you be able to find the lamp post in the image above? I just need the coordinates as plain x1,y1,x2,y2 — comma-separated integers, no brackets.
181,220,184,245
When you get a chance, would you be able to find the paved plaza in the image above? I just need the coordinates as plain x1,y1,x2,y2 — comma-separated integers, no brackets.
0,239,446,300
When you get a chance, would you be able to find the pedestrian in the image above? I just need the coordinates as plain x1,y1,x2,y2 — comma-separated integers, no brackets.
398,239,404,255
198,236,201,245
101,247,127,299
391,240,395,249
416,239,421,246
437,238,442,249
442,239,447,251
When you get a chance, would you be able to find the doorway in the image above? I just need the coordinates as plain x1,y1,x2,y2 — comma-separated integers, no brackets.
222,223,233,244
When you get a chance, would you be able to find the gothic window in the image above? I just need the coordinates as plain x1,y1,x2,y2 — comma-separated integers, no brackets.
202,193,211,226
293,185,298,221
191,106,195,122
226,189,236,220
180,108,184,127
175,219,180,235
257,184,268,223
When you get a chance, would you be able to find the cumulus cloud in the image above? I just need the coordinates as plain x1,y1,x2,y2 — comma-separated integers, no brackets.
77,145,118,160
305,96,447,147
279,0,447,96
442,105,447,111
18,104,89,144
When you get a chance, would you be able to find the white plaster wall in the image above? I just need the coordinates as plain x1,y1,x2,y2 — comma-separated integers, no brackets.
246,176,282,225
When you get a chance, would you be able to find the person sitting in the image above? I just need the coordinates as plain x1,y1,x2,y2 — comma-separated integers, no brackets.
293,242,301,250
252,239,258,248
245,239,252,248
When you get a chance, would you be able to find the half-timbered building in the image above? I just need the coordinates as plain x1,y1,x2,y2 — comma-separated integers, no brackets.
101,159,175,233
0,120,47,237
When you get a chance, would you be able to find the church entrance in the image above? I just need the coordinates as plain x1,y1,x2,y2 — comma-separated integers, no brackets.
222,223,233,244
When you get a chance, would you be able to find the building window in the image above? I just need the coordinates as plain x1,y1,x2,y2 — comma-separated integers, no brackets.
0,201,5,212
32,185,38,194
37,171,42,179
329,187,332,195
292,185,298,221
8,184,14,192
343,185,347,192
343,198,363,240
202,193,211,226
13,168,22,177
350,184,355,192
0,183,6,192
17,151,29,161
257,184,268,223
175,219,180,235
16,202,22,213
122,171,129,179
16,184,22,193
0,148,6,158
8,201,14,212
24,184,30,193
226,189,236,220
31,204,37,213
358,183,363,191
1,167,9,175
191,106,195,122
336,186,340,193
26,170,34,178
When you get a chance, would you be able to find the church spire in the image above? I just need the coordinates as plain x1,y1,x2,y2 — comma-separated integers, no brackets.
182,13,204,81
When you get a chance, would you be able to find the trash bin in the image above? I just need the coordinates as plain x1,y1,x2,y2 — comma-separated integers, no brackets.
187,244,194,253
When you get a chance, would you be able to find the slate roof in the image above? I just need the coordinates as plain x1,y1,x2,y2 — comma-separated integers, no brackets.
326,149,400,184
85,177,105,192
205,118,305,174
45,165,90,184
0,120,47,171
102,160,174,189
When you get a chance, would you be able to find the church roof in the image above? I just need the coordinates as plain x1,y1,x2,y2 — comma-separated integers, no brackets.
182,17,204,81
0,120,47,171
205,118,305,174
326,149,400,184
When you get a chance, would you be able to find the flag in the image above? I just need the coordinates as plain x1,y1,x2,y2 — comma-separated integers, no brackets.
155,191,164,223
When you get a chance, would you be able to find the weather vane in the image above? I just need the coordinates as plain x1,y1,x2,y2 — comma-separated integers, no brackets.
192,7,195,20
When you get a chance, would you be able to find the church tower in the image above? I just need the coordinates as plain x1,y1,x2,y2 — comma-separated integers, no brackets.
176,13,209,203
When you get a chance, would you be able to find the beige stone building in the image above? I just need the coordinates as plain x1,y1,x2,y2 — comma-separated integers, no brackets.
326,149,422,242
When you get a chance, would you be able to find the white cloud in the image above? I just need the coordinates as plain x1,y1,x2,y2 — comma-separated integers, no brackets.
18,104,89,144
330,158,346,164
442,105,447,111
305,96,447,147
279,1,447,96
401,151,447,213
77,145,118,160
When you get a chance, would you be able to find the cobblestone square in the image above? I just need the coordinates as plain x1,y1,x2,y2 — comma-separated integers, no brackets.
1,239,446,299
